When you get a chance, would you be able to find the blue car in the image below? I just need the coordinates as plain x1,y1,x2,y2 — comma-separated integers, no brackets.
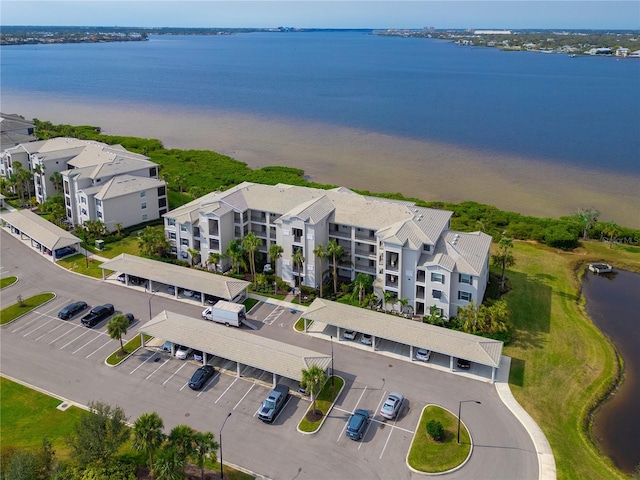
54,246,76,259
346,409,370,440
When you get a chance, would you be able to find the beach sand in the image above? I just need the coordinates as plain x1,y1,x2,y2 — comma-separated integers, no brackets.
4,93,639,229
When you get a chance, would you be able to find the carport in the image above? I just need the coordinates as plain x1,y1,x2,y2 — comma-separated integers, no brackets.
139,310,332,386
301,298,503,383
99,253,250,303
0,209,80,261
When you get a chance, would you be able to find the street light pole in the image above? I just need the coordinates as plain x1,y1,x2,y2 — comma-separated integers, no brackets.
330,335,334,386
457,400,481,444
219,412,232,479
148,290,157,321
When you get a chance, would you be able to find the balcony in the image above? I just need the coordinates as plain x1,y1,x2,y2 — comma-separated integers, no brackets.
251,212,267,223
354,264,376,274
251,226,268,237
416,271,426,283
386,274,399,288
355,247,376,258
354,230,376,242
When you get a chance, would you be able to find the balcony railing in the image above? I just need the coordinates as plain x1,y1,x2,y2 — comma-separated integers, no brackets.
251,213,267,223
354,264,376,274
329,229,351,239
354,232,376,242
354,247,376,257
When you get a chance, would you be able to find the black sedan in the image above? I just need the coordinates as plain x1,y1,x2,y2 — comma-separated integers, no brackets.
457,358,471,369
58,301,88,320
188,365,215,390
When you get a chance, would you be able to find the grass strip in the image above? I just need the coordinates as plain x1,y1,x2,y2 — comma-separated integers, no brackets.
106,334,152,366
408,405,471,473
298,376,344,433
294,317,313,332
1,276,18,289
56,254,109,279
1,293,55,325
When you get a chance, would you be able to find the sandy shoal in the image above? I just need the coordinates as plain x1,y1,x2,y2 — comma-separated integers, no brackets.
4,93,639,229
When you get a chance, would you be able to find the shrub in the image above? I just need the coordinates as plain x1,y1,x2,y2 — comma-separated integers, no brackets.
545,225,580,250
427,419,444,441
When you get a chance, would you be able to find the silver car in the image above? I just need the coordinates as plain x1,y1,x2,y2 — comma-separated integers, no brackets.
380,392,404,420
415,348,431,362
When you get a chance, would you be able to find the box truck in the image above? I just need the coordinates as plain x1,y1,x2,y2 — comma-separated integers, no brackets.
201,300,246,327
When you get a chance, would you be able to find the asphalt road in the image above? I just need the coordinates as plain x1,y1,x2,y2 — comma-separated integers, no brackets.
0,228,538,479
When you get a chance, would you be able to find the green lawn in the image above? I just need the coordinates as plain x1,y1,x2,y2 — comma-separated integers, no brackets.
0,377,85,458
106,334,152,365
502,240,638,480
408,405,471,473
1,276,18,289
88,234,141,259
56,254,108,279
0,293,56,325
298,376,344,432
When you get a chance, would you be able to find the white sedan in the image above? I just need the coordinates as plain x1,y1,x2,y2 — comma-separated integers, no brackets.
343,330,357,341
175,345,193,360
415,348,431,362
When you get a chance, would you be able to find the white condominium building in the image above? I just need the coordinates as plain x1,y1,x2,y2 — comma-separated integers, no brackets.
164,182,492,319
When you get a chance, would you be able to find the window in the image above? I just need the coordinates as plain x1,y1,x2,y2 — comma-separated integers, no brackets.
140,191,146,198
181,238,189,246
80,197,86,204
181,224,187,232
423,243,431,252
81,208,87,215
142,214,148,221
141,202,147,210
167,218,175,226
170,246,177,254
169,232,176,240
95,199,101,206
97,211,102,219
149,167,157,177
459,274,472,285
158,186,166,196
458,291,472,302
431,272,445,283
159,208,167,216
432,290,442,299
158,198,167,208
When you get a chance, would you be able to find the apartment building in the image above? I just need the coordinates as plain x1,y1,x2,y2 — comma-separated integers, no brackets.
1,137,167,230
164,182,492,319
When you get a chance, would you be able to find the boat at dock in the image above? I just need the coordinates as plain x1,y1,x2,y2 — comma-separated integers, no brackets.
589,263,613,274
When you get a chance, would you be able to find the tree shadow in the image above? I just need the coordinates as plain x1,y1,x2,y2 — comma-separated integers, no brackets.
509,357,526,387
504,270,551,350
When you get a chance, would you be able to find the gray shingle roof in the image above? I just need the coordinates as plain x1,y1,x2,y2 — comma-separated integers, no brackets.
433,231,492,275
99,254,250,300
0,209,80,251
94,175,165,200
302,298,503,368
139,311,332,382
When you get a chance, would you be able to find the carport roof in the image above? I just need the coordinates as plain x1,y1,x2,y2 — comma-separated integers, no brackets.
302,299,503,368
140,311,332,382
99,253,249,301
0,209,80,251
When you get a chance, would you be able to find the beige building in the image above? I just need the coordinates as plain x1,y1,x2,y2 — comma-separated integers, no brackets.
164,182,492,318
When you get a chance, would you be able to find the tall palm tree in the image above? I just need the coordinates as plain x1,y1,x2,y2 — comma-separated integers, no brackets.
207,251,221,272
242,232,261,287
352,273,372,305
168,424,196,474
326,239,344,295
491,237,516,290
49,171,63,194
292,248,305,291
269,243,283,278
226,239,244,275
301,364,327,415
132,412,165,473
313,243,327,298
107,314,130,355
187,247,199,267
191,431,219,480
153,445,185,480
602,221,620,249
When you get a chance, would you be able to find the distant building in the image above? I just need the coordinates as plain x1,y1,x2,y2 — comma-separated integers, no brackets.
473,30,512,35
0,113,35,152
616,47,630,57
163,182,492,319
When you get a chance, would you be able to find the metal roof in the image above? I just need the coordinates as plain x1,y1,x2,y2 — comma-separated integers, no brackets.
0,209,81,251
99,253,249,301
302,298,503,368
140,311,332,382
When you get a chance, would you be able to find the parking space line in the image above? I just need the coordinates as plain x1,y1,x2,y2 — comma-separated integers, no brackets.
21,316,57,337
357,391,387,451
336,386,368,442
71,333,103,354
146,358,171,379
48,324,82,344
379,420,396,459
34,322,65,341
164,361,191,387
85,338,113,358
130,351,160,374
16,301,67,333
334,405,416,435
234,383,256,410
59,330,90,349
215,377,238,404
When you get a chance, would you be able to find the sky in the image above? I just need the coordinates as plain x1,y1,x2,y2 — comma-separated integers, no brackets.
1,1,639,30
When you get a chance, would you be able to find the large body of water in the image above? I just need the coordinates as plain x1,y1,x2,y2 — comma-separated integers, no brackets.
583,268,640,474
2,32,639,227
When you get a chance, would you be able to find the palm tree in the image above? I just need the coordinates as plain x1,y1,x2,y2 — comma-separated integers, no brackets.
366,292,379,309
352,273,372,305
175,174,187,195
49,171,63,194
168,424,195,474
114,222,124,238
153,445,185,480
207,251,221,272
326,239,344,295
300,364,327,416
269,243,283,278
107,314,130,355
602,221,620,249
397,297,409,315
491,237,516,291
132,412,165,473
242,232,261,287
187,247,199,267
292,248,305,293
191,431,218,480
313,243,327,298
383,290,395,311
226,239,245,275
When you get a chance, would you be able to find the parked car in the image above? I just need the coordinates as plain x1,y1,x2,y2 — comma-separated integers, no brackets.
193,350,203,362
117,273,126,283
343,330,357,341
81,304,114,327
124,313,135,325
457,358,471,369
162,341,173,352
54,246,76,259
346,409,370,440
380,392,404,420
415,348,431,362
175,345,193,360
167,286,175,295
58,301,88,320
188,365,215,390
297,382,309,396
360,333,373,346
258,384,290,423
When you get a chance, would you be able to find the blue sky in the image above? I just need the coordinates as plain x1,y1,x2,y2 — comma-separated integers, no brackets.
2,1,639,29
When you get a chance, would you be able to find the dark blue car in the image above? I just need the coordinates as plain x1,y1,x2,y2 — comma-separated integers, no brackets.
54,246,76,259
346,409,370,440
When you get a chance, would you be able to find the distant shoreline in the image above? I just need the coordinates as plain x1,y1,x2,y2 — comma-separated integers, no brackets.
4,91,639,229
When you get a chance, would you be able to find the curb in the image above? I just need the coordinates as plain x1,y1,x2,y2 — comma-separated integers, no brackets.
0,292,57,326
0,275,19,290
406,404,474,476
296,376,345,435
